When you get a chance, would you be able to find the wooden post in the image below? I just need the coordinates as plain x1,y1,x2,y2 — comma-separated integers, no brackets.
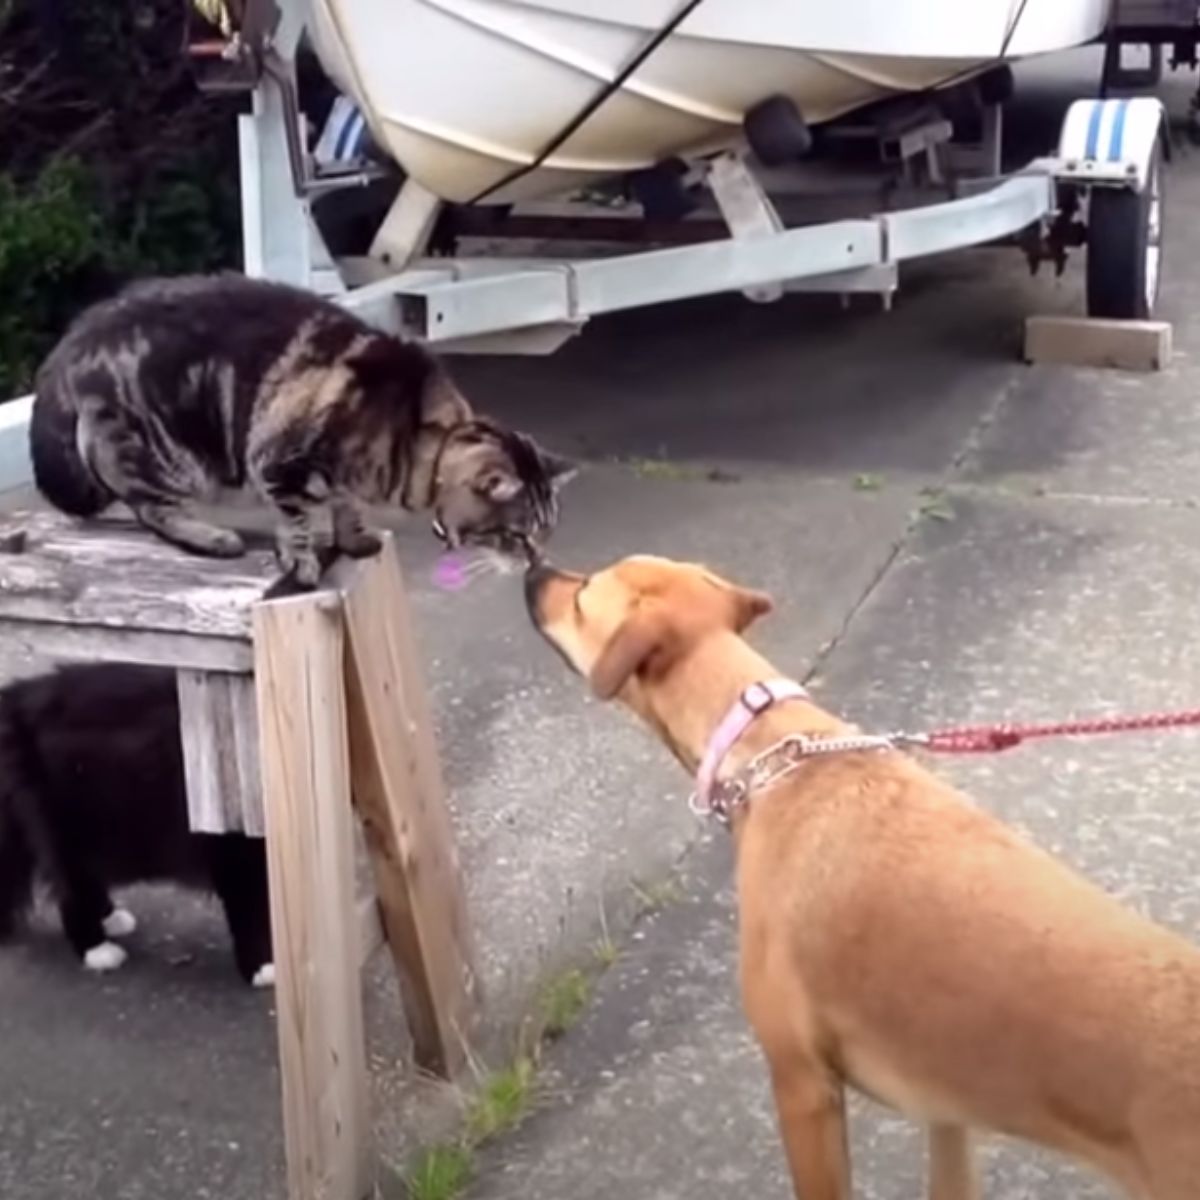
253,593,373,1200
177,670,264,835
338,534,478,1078
0,511,480,1186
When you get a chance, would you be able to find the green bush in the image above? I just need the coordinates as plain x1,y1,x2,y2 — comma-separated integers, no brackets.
0,0,242,399
0,154,240,399
0,161,107,397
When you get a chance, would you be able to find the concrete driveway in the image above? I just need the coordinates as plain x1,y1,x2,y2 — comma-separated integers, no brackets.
464,50,1200,1200
3,45,1199,1200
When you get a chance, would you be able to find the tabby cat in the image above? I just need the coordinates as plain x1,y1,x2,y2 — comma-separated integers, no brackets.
30,274,575,593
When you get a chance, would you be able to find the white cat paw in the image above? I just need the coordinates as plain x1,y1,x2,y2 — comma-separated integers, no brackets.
84,942,128,972
102,908,137,938
251,963,276,989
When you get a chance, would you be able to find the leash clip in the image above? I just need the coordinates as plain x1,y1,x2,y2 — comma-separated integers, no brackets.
688,777,745,827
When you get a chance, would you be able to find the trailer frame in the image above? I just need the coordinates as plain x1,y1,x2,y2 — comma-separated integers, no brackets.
0,5,1187,488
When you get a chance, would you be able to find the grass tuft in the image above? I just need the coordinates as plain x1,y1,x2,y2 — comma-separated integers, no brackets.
592,935,619,968
539,968,590,1039
402,900,636,1198
465,1057,537,1142
630,877,683,916
405,1144,473,1200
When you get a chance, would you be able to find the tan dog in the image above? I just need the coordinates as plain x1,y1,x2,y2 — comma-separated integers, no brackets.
524,554,1200,1200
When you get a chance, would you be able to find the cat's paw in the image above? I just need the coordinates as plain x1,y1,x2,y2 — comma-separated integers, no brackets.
202,529,246,558
261,571,316,601
338,530,382,559
102,908,137,938
251,963,276,989
83,942,128,973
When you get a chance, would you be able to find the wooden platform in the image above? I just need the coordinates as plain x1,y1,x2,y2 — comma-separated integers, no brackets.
0,509,477,1200
0,509,276,671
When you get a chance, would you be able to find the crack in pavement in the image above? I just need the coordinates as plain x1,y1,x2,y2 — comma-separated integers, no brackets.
808,370,1027,680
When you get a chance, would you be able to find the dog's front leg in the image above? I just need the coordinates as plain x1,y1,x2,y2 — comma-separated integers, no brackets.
928,1124,978,1200
766,1055,851,1200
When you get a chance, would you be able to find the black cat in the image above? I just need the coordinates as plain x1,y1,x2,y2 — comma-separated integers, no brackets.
0,662,272,986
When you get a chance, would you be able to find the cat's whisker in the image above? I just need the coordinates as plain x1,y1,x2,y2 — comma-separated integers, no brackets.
460,554,498,578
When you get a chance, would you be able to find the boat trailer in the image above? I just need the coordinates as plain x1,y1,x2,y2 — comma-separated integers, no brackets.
185,1,1181,358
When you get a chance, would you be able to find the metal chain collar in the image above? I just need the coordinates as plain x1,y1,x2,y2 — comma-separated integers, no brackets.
689,703,1200,827
689,730,928,827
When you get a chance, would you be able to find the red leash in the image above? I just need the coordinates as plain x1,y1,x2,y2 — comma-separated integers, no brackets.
918,709,1200,754
690,697,1200,824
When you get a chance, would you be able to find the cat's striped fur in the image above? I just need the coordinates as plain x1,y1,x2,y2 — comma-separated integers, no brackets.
31,274,574,592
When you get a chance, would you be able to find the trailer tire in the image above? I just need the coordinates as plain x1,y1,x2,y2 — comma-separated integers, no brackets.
1086,141,1163,320
745,95,812,165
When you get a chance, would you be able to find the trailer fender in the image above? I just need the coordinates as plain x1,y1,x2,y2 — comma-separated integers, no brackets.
1055,96,1169,191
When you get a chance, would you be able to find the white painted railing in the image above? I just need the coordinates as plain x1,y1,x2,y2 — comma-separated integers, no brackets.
0,395,33,492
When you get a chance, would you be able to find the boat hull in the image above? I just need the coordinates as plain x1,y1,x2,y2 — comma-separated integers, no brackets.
309,0,1112,204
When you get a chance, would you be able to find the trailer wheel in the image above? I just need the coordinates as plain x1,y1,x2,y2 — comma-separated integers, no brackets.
1086,140,1163,320
745,95,813,165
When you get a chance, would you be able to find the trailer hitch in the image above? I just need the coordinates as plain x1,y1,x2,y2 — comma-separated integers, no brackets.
1019,191,1086,278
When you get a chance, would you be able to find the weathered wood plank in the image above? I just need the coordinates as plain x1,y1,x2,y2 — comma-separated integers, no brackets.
254,592,373,1200
337,533,477,1079
0,510,274,642
0,619,254,673
178,670,265,836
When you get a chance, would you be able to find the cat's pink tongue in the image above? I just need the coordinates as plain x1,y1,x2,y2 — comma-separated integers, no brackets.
431,552,470,592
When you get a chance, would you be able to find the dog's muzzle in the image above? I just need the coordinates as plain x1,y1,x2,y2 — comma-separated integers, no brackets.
523,560,556,617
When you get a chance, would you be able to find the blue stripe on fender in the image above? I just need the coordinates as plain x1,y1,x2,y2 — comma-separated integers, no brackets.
334,108,360,160
350,111,368,157
1084,99,1106,160
1108,98,1130,162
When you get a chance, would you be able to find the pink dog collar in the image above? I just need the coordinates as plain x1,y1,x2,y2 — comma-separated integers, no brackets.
692,679,809,817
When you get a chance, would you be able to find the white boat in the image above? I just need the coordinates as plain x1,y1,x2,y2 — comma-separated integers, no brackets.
306,0,1113,205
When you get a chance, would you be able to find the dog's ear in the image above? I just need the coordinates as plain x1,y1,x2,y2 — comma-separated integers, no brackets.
729,586,773,632
700,569,774,632
590,608,673,700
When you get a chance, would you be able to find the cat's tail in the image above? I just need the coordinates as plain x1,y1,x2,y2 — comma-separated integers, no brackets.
29,370,111,516
0,699,38,938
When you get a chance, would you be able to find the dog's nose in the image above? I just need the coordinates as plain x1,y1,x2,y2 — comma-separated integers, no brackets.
524,560,554,612
523,556,547,595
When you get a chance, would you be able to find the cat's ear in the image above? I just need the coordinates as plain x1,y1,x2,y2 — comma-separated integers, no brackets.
479,470,523,502
542,450,579,488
